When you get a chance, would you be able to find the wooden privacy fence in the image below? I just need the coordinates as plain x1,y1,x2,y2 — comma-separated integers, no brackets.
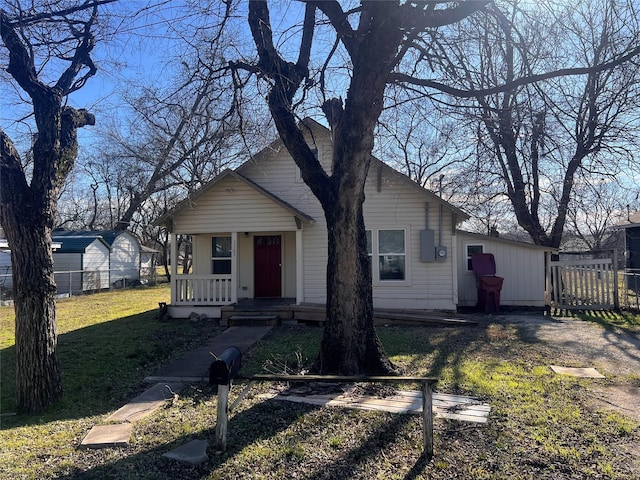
546,254,619,311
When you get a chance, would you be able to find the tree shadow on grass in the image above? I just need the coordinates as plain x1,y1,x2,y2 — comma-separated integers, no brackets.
507,310,640,376
50,390,435,480
1,310,223,426
52,395,323,480
378,319,491,393
4,321,498,479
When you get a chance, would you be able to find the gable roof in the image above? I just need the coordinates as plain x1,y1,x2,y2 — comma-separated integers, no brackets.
237,117,469,221
155,169,316,228
155,118,469,227
52,229,137,247
370,156,469,222
51,232,111,253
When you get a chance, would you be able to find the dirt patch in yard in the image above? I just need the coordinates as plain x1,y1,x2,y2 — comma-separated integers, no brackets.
498,312,640,472
588,384,640,421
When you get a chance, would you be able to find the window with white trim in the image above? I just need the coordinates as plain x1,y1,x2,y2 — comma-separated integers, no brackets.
366,229,407,282
466,244,484,271
211,236,232,274
378,229,406,280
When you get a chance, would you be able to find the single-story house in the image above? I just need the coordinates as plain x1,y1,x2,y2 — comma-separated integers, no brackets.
456,230,555,308
156,119,557,318
52,230,142,287
156,119,473,318
51,233,111,295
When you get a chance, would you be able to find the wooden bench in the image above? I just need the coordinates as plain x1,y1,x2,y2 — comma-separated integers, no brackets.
215,374,438,457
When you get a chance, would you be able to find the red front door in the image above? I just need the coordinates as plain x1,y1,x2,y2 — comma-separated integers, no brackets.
254,235,282,297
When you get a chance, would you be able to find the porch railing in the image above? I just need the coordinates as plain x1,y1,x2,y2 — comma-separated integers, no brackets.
173,274,235,305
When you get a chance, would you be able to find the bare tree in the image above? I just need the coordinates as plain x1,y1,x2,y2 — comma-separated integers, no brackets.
234,0,640,374
429,0,640,247
566,175,637,251
236,1,490,374
377,101,469,188
55,0,262,237
0,1,109,412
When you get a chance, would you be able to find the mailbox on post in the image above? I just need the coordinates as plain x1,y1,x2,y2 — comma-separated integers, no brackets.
209,346,242,386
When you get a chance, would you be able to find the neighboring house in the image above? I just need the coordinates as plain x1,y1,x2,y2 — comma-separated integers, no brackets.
52,230,142,286
456,230,556,308
140,245,160,282
156,119,471,318
615,212,640,272
50,233,111,295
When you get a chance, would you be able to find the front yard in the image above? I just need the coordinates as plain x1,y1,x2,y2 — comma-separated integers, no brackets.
1,286,639,479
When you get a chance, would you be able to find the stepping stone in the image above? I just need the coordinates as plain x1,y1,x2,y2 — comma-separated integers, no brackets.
163,439,209,465
550,365,605,378
80,423,132,449
106,382,184,423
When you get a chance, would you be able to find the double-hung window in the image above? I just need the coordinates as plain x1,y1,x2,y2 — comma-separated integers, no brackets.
212,236,232,274
366,229,407,282
378,230,406,281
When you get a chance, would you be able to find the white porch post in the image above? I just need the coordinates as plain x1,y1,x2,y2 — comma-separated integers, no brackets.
296,228,303,304
170,233,178,304
231,231,238,304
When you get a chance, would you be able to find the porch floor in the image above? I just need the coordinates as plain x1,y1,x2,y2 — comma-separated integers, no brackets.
222,300,477,327
236,297,297,310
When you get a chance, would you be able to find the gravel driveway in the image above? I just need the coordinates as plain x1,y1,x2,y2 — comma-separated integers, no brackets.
503,314,640,376
500,313,640,420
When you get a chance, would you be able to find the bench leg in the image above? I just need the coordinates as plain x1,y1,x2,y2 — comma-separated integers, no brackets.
421,382,434,458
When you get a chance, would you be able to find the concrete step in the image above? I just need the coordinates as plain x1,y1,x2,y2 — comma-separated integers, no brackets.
228,314,279,326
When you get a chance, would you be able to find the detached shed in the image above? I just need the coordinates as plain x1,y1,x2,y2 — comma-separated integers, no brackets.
53,230,141,287
100,231,141,286
51,234,110,295
456,230,555,308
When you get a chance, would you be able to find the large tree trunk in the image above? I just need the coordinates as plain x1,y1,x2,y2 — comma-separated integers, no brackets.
316,192,394,374
1,109,93,413
0,130,63,412
8,224,61,412
248,1,488,375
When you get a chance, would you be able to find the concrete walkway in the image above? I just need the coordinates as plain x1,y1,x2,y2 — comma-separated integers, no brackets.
145,326,272,383
80,325,273,457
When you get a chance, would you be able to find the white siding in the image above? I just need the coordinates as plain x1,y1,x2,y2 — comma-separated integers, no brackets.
237,124,330,304
173,176,301,234
456,232,549,307
110,232,140,284
363,166,457,310
241,124,459,310
82,240,110,291
237,233,254,298
168,121,464,311
282,231,297,297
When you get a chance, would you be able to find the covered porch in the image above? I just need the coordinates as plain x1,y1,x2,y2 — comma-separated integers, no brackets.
169,229,305,318
155,169,316,319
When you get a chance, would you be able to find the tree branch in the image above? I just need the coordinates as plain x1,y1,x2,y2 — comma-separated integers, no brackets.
55,5,98,94
389,44,640,98
0,11,50,102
